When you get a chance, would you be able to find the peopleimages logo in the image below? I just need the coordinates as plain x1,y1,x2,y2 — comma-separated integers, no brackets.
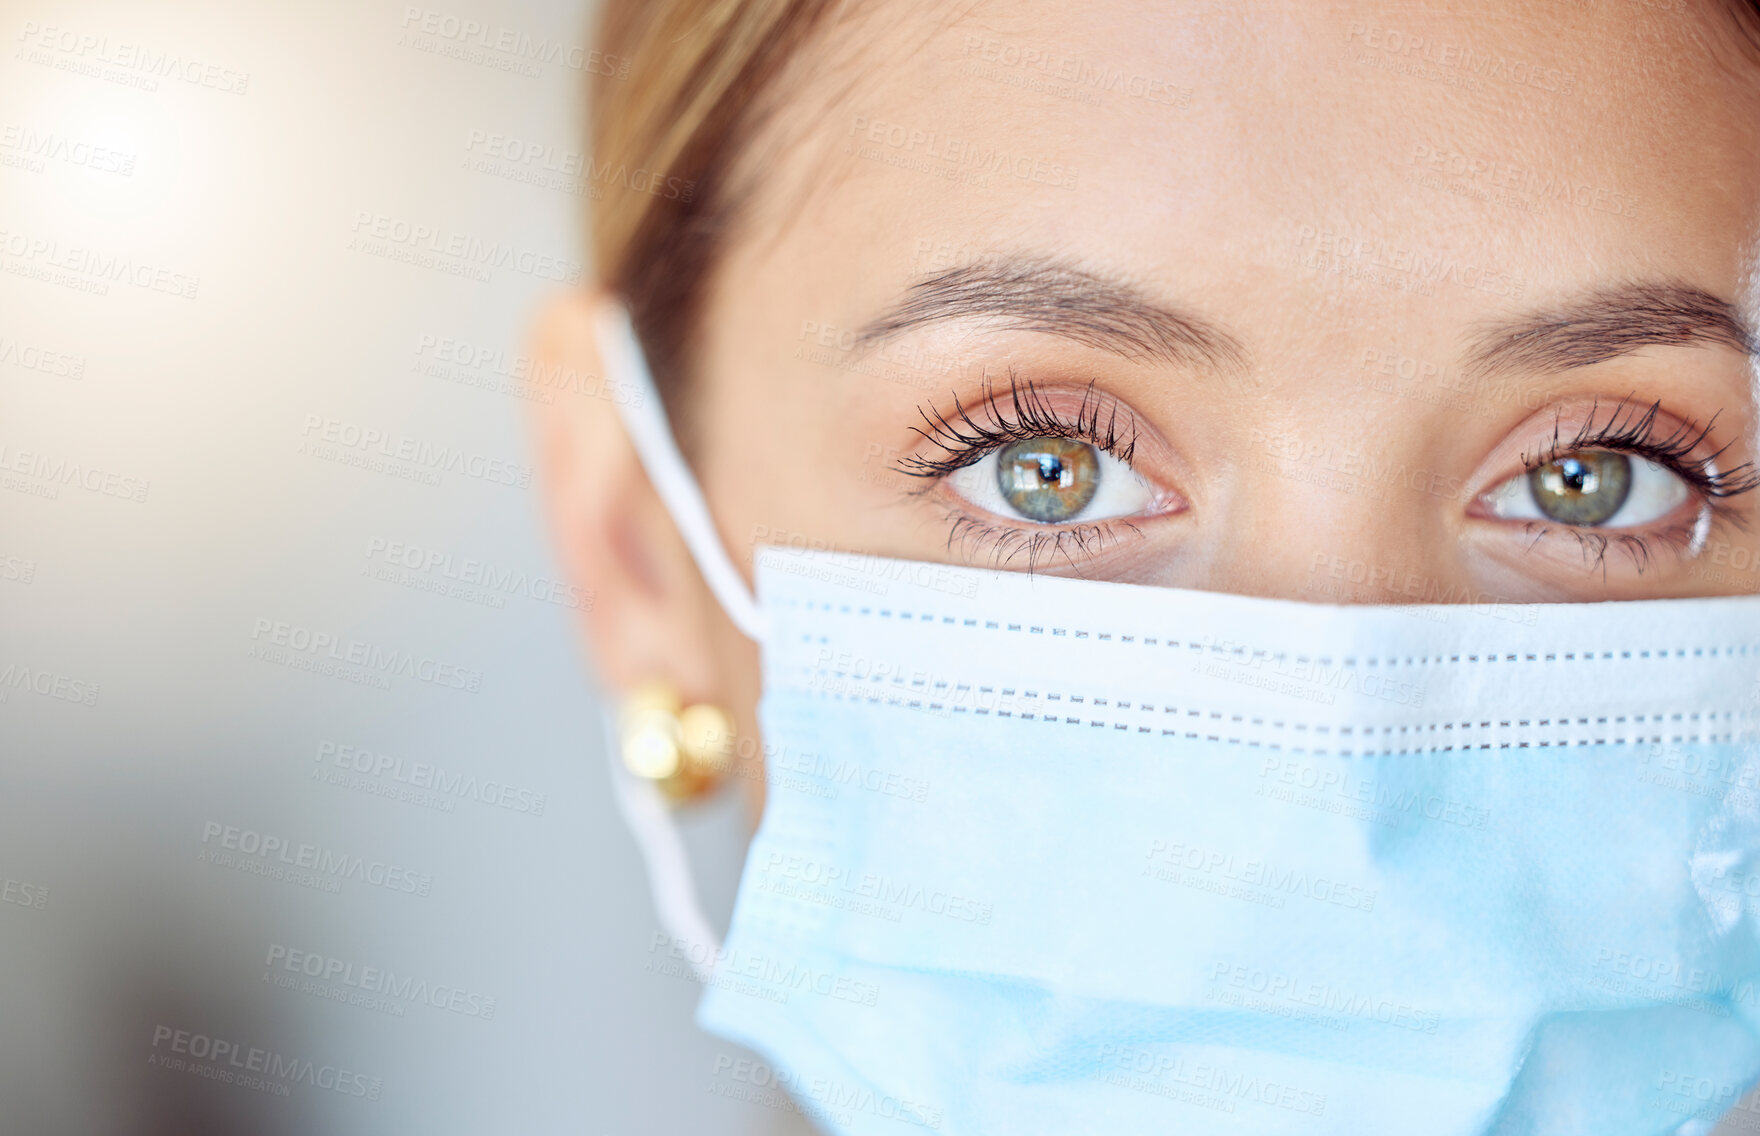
412,332,644,405
16,22,251,94
264,943,496,1019
315,740,548,815
0,334,85,378
199,822,433,896
757,852,994,925
1144,838,1378,912
0,663,99,706
2,874,49,910
1207,961,1441,1033
248,617,484,692
1592,946,1757,1012
1195,634,1427,708
398,7,631,76
711,1055,943,1131
149,1025,380,1098
348,212,581,284
0,442,150,502
0,124,136,175
364,537,585,610
0,229,200,298
647,932,881,1007
298,414,534,489
1096,1044,1328,1117
1257,756,1490,831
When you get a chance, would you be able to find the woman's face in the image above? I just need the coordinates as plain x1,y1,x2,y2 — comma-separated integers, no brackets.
541,0,1760,751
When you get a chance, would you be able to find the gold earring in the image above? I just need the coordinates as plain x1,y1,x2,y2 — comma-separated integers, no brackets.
619,680,735,802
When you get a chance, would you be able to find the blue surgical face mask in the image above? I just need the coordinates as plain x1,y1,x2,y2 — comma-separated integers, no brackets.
596,303,1760,1136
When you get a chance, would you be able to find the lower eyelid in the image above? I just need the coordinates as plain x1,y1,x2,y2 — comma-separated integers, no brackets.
937,509,1147,573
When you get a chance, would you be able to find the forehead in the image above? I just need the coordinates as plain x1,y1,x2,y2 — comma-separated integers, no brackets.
730,0,1760,347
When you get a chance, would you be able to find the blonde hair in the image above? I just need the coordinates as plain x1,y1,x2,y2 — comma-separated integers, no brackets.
589,0,838,437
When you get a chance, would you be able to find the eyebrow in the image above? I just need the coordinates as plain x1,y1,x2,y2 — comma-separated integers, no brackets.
1464,282,1757,379
849,255,1248,374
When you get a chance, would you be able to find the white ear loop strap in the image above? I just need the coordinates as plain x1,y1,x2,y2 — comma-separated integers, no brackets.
595,300,750,979
595,302,767,643
602,711,722,980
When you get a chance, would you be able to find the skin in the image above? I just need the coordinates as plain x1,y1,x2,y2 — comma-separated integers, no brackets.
533,0,1760,809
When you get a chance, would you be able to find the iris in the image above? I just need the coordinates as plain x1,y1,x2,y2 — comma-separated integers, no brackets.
996,438,1099,523
1528,451,1631,525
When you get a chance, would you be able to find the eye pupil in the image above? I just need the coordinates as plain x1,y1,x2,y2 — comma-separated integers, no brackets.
997,438,1100,523
1528,451,1632,526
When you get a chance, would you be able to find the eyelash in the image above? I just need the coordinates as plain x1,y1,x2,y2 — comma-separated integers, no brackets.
1515,396,1758,575
894,371,1146,572
896,370,1136,476
1524,396,1759,500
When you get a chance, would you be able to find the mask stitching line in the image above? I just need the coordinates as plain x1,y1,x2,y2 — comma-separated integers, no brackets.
810,673,1753,726
788,685,1753,755
800,662,1750,724
787,598,1760,669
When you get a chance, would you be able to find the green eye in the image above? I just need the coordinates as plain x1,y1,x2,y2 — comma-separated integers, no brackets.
996,438,1099,523
1527,451,1631,526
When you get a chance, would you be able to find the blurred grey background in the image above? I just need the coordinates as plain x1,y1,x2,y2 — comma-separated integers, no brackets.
0,0,807,1131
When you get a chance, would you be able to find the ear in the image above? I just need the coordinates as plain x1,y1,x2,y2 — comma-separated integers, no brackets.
527,290,722,704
